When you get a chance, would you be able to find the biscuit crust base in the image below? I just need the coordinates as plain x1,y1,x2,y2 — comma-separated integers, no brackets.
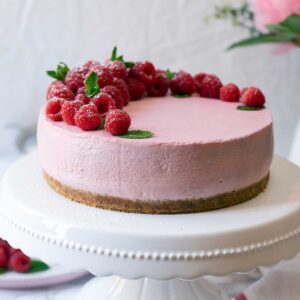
44,172,270,214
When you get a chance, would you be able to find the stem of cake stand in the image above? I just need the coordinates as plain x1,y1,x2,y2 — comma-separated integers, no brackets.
77,276,229,300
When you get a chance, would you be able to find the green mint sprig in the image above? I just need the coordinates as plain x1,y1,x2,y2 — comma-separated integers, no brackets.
110,46,135,68
85,72,100,98
119,130,153,139
46,62,70,81
166,69,175,80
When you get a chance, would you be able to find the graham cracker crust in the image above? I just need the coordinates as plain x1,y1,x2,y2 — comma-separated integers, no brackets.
43,172,270,214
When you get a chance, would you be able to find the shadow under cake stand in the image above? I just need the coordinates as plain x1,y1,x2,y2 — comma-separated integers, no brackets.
1,152,300,300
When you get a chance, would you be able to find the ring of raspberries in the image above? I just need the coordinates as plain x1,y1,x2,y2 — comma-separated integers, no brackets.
46,47,266,136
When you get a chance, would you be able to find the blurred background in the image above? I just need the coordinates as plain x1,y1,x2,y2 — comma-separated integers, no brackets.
0,0,299,174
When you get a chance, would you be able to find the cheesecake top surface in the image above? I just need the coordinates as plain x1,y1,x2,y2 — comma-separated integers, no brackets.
43,95,272,144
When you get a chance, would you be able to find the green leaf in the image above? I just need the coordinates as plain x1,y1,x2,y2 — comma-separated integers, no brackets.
56,62,69,81
124,61,135,68
27,260,50,273
46,62,69,81
172,93,191,98
166,69,175,80
117,55,124,62
227,34,296,50
267,14,300,36
119,130,153,139
98,117,106,130
46,70,59,79
111,46,117,61
0,268,7,274
85,72,100,97
237,105,265,111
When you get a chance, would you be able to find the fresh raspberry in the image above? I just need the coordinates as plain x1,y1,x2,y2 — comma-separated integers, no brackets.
91,93,116,116
0,247,8,268
111,78,130,106
107,61,128,81
46,82,75,101
46,98,64,121
129,61,156,86
126,78,146,100
220,83,240,102
61,100,83,125
88,65,113,88
240,86,265,107
170,71,195,95
8,250,31,273
147,71,169,97
75,104,101,131
240,87,248,97
105,109,131,135
9,247,19,256
101,85,124,109
46,81,64,99
194,73,206,93
65,67,88,91
198,74,222,99
0,240,11,256
83,60,101,69
75,87,90,104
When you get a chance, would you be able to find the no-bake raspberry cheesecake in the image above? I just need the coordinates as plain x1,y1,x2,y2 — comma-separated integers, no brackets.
38,47,273,214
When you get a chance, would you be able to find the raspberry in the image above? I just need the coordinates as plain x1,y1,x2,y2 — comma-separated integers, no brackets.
240,87,248,97
147,71,169,97
127,78,146,101
194,73,206,93
107,61,128,80
220,83,240,102
75,104,101,131
91,93,116,116
88,65,113,88
198,74,222,99
0,247,8,268
46,98,64,121
101,85,124,109
129,61,156,86
8,250,31,273
170,71,195,95
75,87,90,104
65,67,88,91
46,81,75,101
105,109,131,135
0,240,11,256
61,100,83,125
83,60,101,69
240,86,265,107
111,78,130,106
9,247,19,256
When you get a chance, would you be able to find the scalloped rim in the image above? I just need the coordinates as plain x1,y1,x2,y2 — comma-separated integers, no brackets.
4,214,300,262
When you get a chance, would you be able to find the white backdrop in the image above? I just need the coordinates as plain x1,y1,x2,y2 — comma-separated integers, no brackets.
0,0,299,164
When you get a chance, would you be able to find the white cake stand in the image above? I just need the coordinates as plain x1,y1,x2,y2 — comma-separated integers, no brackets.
1,152,300,300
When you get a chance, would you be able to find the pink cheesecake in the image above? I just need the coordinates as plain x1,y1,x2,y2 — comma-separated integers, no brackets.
38,95,273,214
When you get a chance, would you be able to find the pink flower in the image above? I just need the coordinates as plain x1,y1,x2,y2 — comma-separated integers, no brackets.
251,0,300,32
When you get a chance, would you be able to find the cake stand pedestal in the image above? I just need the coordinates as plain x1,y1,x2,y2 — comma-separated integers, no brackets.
1,153,300,300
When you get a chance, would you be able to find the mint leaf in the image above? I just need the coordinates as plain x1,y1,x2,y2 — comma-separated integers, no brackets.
166,69,175,80
46,70,58,79
172,93,191,98
111,46,117,61
237,105,265,111
26,260,49,273
46,62,69,81
0,268,7,274
85,72,100,97
119,130,153,139
56,62,69,81
125,61,135,68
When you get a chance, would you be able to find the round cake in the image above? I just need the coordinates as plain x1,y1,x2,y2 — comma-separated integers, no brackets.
38,95,273,214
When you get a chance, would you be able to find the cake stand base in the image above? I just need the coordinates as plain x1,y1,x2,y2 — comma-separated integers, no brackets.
1,153,300,300
78,276,228,300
